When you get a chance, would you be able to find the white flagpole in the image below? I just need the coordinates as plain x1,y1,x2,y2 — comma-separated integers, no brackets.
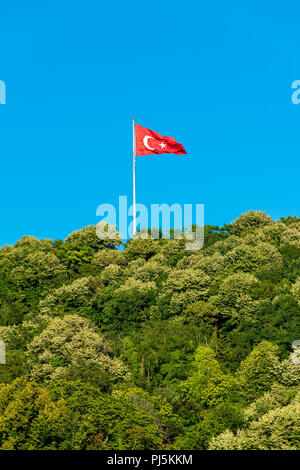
132,116,136,237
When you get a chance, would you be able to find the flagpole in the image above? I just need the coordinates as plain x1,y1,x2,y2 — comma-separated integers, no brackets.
132,116,136,237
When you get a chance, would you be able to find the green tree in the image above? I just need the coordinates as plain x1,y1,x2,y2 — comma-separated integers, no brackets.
27,315,129,384
209,392,300,450
0,377,70,450
180,346,237,412
93,279,157,329
55,225,121,275
231,210,273,235
122,318,199,388
236,341,280,400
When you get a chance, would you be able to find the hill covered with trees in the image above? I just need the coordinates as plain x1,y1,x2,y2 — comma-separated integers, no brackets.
0,210,300,450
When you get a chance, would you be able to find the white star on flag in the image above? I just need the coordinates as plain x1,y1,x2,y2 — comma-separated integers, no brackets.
160,142,166,149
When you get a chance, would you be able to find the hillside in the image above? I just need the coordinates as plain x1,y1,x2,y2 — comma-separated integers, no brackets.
0,210,300,450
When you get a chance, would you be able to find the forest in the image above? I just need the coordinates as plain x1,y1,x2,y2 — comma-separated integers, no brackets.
0,210,300,450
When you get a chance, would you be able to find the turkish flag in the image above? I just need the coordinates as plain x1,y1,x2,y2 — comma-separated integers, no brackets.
135,123,187,156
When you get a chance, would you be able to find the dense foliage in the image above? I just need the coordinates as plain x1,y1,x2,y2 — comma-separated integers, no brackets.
0,212,300,450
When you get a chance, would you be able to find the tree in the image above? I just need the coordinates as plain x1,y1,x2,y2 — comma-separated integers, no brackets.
126,258,170,283
231,210,273,235
236,341,280,400
55,225,121,275
243,383,296,423
122,318,199,388
224,242,282,276
177,252,225,277
49,380,170,450
209,394,300,450
0,237,67,321
39,277,96,316
92,249,127,270
183,301,220,328
213,273,260,322
27,315,129,384
0,377,69,450
160,269,211,316
94,279,157,329
65,225,121,251
180,346,237,412
124,238,160,261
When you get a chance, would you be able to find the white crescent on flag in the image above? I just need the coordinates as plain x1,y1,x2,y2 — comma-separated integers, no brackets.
143,135,155,151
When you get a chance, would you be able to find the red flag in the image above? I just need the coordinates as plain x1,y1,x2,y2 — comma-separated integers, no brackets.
135,123,187,156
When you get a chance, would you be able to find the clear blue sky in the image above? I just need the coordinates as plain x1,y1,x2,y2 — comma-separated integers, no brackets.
0,1,300,246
